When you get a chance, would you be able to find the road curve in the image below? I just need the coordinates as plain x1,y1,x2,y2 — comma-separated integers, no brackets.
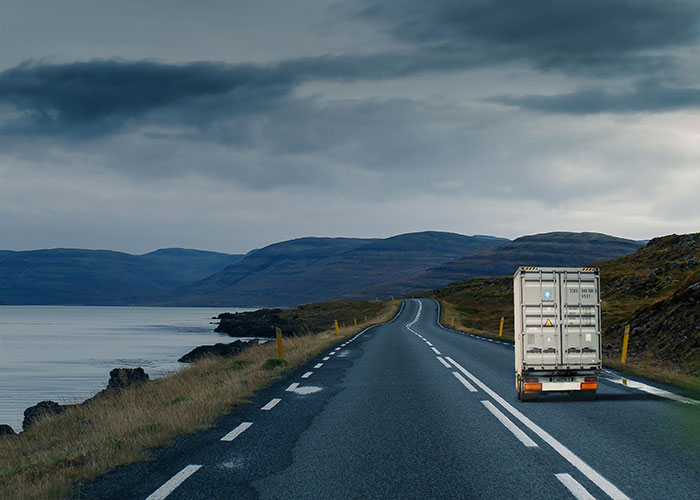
78,299,700,500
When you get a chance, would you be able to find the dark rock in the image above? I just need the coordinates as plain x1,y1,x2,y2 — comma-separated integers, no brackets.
106,367,149,391
216,308,308,337
178,340,254,363
647,272,657,284
0,424,17,437
23,400,65,430
81,418,92,427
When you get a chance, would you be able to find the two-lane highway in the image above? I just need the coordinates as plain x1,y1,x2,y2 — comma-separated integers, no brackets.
78,299,700,500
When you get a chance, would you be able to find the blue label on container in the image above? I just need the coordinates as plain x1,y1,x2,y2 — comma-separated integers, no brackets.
543,289,553,301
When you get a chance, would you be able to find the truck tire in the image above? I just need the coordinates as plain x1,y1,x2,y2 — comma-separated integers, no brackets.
517,381,539,402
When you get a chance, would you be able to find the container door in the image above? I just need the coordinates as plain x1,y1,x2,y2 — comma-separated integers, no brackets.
521,270,560,368
560,271,600,368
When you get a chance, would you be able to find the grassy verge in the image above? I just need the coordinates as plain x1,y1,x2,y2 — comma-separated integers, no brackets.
439,299,513,342
603,357,700,395
0,301,399,500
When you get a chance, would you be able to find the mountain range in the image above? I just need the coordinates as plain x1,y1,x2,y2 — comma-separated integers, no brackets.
0,231,644,306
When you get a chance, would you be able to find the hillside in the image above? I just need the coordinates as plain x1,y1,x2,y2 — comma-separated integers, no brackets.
166,232,508,306
0,248,243,305
353,232,643,298
434,233,700,383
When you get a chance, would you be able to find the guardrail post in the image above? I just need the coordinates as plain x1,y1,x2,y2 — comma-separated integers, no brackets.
275,327,284,360
621,325,630,364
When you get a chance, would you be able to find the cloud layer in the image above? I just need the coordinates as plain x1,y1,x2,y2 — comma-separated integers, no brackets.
2,0,700,253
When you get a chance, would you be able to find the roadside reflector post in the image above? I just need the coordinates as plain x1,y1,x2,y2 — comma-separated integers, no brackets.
450,317,454,327
275,327,284,360
391,296,394,302
334,320,340,335
364,316,367,323
621,325,630,364
499,317,505,337
354,317,357,326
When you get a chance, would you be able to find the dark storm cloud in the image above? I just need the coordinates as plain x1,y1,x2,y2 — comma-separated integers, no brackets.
0,52,488,137
487,80,700,114
0,59,297,137
356,0,700,74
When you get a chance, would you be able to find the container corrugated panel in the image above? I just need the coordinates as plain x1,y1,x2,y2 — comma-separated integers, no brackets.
514,267,601,371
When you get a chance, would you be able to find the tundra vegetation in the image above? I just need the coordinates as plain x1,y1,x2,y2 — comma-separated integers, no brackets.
0,300,398,500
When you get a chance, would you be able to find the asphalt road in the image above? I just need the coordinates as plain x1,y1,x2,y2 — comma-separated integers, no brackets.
78,299,700,500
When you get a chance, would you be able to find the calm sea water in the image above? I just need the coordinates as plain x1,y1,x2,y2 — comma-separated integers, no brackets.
0,306,253,432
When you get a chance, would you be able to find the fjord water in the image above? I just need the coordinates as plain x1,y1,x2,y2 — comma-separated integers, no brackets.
0,306,252,432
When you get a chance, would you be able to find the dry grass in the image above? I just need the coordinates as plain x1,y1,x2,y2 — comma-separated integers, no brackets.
0,302,398,500
604,356,700,395
440,299,513,341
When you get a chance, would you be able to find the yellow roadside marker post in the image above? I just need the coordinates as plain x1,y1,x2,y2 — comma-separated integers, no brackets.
334,320,340,335
621,325,630,365
499,317,505,338
275,327,284,360
450,317,454,327
364,316,367,324
354,317,357,326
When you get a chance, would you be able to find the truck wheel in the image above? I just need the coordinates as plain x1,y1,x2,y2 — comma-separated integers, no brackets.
521,390,540,402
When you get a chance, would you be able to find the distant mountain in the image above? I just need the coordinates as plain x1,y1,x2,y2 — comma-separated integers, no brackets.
0,248,243,305
352,232,644,298
165,232,507,306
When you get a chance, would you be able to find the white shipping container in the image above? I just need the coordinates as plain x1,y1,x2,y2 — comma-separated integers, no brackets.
513,267,602,401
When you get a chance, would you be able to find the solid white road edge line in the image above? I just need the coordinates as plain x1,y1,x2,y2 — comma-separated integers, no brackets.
481,400,537,448
314,363,323,369
431,347,441,355
221,422,253,442
601,369,700,406
451,371,477,392
301,371,313,379
556,473,597,500
437,357,451,368
145,464,202,500
445,357,630,500
285,383,299,392
261,398,281,411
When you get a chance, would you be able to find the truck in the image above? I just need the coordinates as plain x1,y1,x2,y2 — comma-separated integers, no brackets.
513,267,602,401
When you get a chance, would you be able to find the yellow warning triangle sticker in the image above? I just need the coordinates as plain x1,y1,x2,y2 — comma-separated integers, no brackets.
544,319,553,327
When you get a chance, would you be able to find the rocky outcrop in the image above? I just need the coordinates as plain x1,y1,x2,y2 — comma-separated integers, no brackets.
215,308,306,337
0,424,17,437
178,340,257,363
22,400,65,430
106,367,150,391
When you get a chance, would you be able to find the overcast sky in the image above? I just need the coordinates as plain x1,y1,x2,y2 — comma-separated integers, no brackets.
2,0,699,254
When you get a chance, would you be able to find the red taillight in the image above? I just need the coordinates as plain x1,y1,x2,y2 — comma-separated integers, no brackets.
523,382,542,392
580,381,598,390
584,376,597,382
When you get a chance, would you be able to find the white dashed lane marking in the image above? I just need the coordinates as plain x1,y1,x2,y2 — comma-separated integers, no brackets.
285,383,299,392
145,465,202,500
261,398,281,411
221,422,252,442
431,347,441,355
481,400,537,448
436,357,451,368
301,371,313,379
556,473,597,500
314,363,323,369
451,371,478,392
